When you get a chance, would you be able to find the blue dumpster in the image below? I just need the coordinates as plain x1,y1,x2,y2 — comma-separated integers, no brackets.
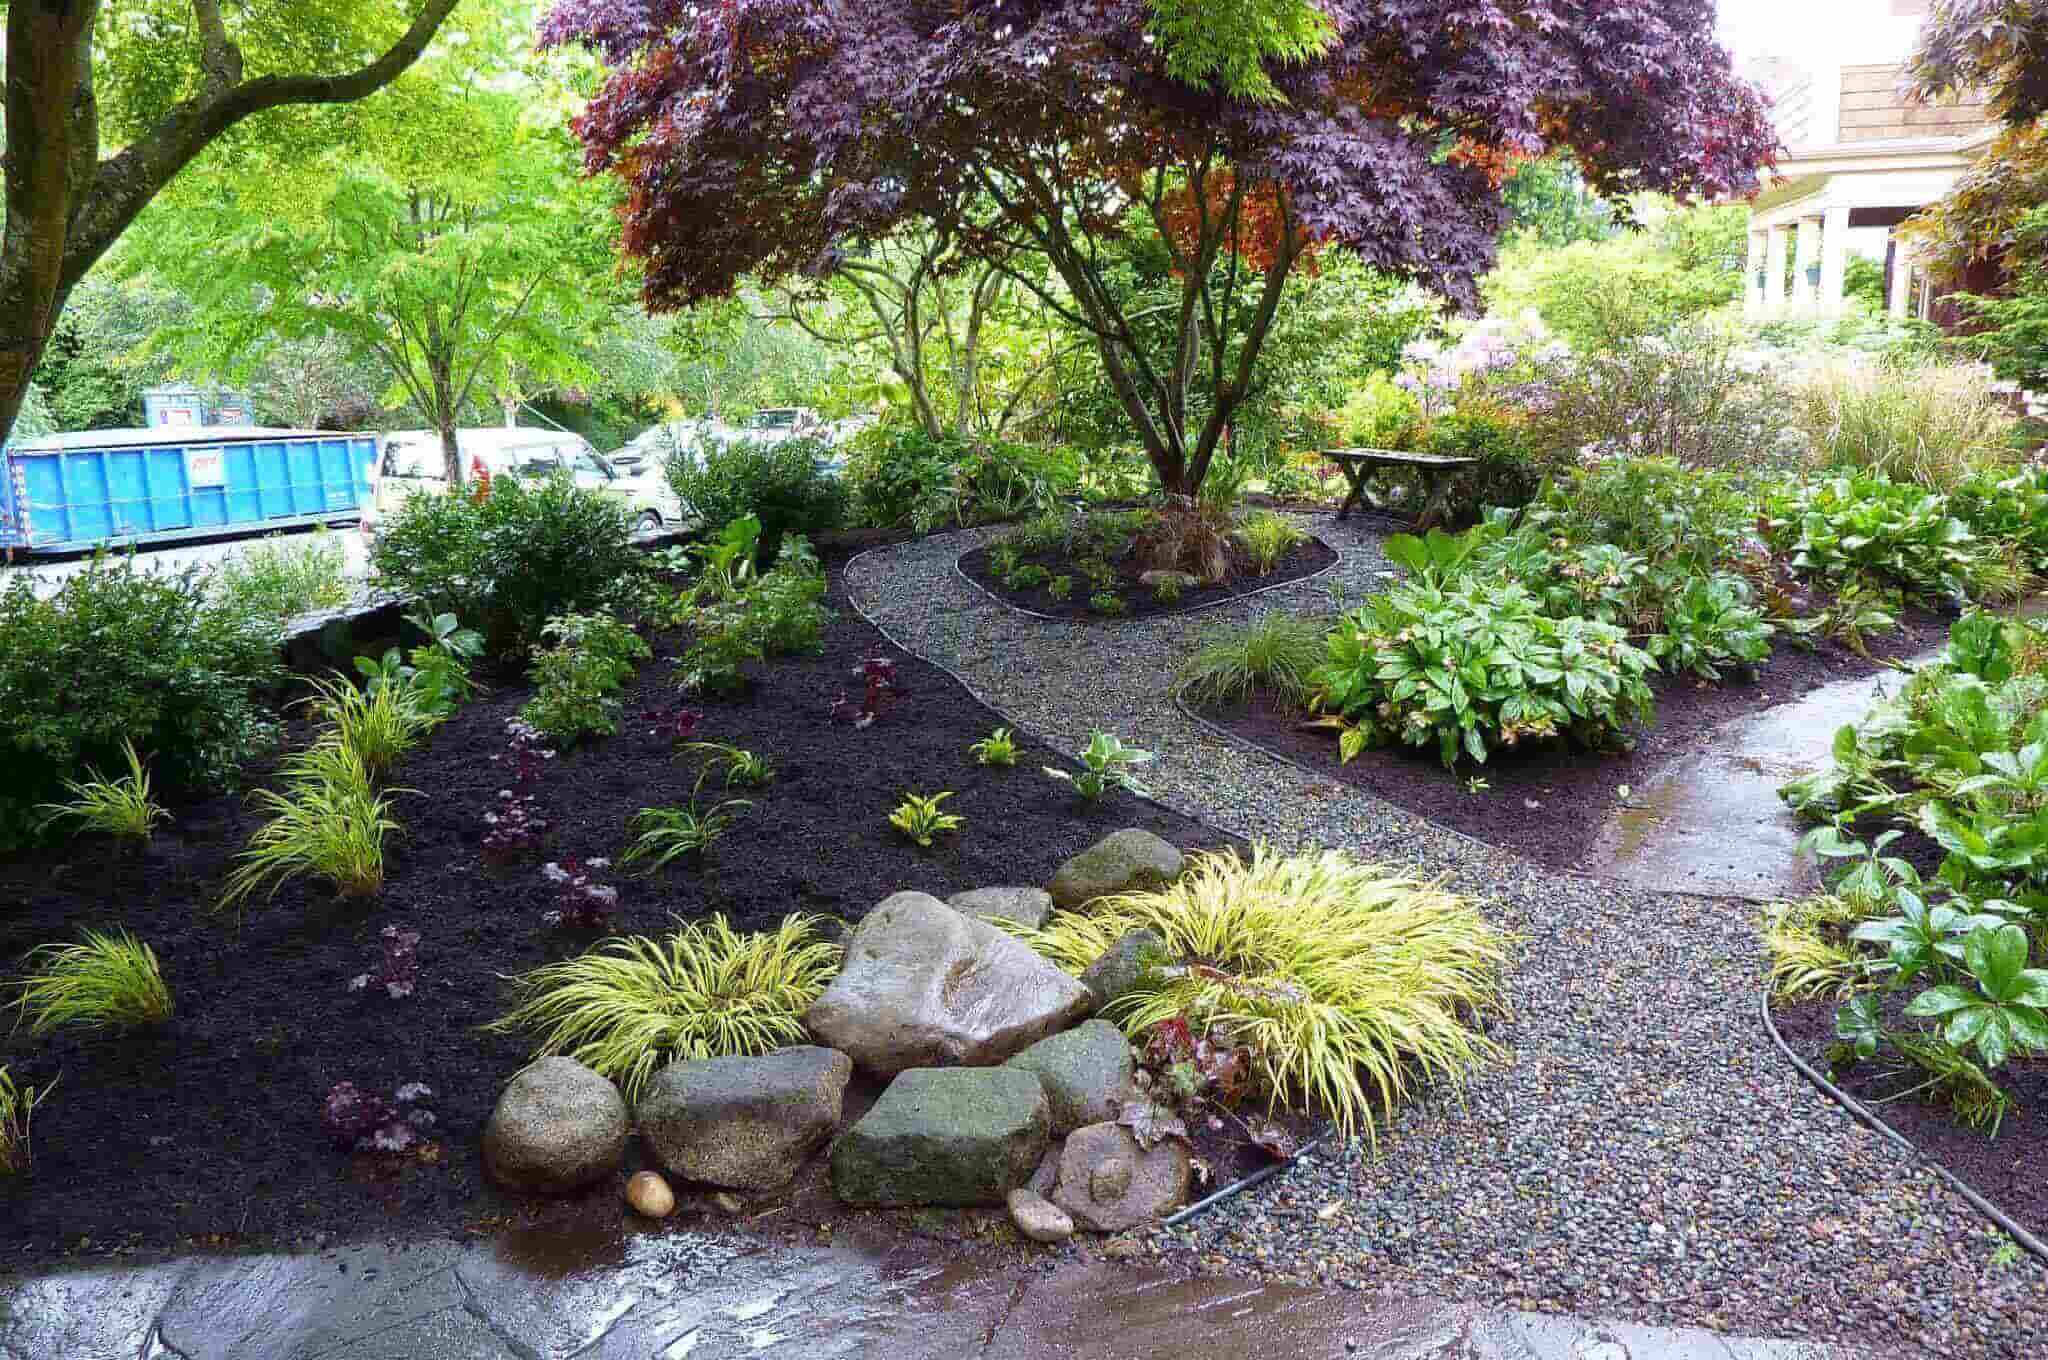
0,427,377,555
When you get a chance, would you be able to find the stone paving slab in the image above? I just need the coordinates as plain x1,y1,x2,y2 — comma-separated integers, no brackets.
0,1240,1901,1360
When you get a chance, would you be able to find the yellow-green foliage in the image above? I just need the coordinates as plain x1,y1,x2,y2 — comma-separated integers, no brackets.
491,915,842,1100
0,1066,50,1176
302,675,433,778
888,791,964,847
1012,845,1506,1138
1232,510,1309,575
221,742,401,910
1791,363,2018,492
1762,893,1879,1001
33,739,168,842
10,928,173,1034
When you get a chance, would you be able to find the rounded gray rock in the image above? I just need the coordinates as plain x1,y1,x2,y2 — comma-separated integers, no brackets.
1004,1019,1134,1133
638,1046,851,1191
482,1057,628,1194
1049,830,1185,910
1008,1187,1076,1243
831,1067,1050,1207
1052,1120,1190,1232
948,886,1055,930
1077,929,1168,1010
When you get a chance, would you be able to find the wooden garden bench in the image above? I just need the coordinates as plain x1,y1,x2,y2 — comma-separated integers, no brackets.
1318,449,1477,530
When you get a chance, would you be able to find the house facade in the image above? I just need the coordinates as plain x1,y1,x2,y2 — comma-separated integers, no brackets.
1740,0,1994,321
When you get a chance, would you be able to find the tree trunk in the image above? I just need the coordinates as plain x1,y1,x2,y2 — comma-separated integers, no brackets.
432,358,462,486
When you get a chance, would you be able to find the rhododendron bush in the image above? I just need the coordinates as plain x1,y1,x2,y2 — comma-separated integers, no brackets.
542,0,1774,499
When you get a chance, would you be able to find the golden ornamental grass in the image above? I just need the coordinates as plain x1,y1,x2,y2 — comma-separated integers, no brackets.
490,914,842,1101
1010,844,1507,1140
10,928,173,1034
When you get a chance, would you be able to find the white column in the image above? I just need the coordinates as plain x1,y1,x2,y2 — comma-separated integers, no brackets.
1764,224,1792,318
1888,237,1913,319
1745,230,1768,319
1792,217,1822,313
1818,205,1852,318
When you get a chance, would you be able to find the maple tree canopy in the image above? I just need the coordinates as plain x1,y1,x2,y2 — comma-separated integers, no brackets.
543,0,1775,495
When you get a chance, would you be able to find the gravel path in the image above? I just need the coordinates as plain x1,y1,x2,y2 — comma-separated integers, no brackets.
844,513,2046,1360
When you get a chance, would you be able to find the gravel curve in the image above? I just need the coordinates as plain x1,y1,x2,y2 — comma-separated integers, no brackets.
843,512,2047,1360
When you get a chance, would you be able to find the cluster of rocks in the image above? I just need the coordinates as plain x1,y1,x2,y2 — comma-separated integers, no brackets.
481,829,1196,1244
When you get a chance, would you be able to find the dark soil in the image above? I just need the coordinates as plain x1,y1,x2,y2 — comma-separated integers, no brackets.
1194,610,1955,872
1772,994,2048,1241
0,552,1226,1267
959,534,1336,622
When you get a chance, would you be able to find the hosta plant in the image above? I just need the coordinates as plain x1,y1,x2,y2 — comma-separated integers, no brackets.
1046,731,1154,800
969,727,1019,767
889,791,964,847
1762,474,1998,605
1312,578,1655,768
491,914,842,1100
1646,575,1774,680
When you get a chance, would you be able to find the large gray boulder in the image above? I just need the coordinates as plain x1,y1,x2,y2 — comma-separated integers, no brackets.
1004,1020,1132,1134
1078,929,1168,1010
1048,830,1184,910
1051,1121,1191,1232
637,1046,851,1191
482,1057,628,1194
805,892,1092,1076
831,1068,1050,1207
948,886,1054,931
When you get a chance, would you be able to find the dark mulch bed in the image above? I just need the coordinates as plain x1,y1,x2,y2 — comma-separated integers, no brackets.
0,553,1225,1266
959,534,1336,621
1192,610,1954,872
1772,994,2048,1242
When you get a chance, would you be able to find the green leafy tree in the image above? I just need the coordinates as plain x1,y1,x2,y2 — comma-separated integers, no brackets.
125,83,615,482
1960,204,2048,391
0,0,466,448
1146,0,1338,103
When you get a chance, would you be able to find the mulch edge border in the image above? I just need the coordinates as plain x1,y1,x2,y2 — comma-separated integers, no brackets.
1757,989,2048,1266
950,528,1346,626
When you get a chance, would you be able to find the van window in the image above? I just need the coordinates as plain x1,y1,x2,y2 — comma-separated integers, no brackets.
383,439,443,479
569,447,613,480
510,445,563,478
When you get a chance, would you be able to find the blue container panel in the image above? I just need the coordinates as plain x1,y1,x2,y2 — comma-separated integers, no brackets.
7,436,372,551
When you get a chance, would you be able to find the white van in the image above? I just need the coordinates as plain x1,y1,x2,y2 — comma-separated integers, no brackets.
367,428,692,535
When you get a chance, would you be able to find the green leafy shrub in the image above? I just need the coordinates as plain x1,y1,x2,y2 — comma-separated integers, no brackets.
1951,463,2048,573
668,435,847,564
675,532,828,693
208,529,352,628
520,612,652,746
1529,457,1755,575
1009,845,1505,1138
1314,576,1655,767
1089,590,1128,615
0,558,278,850
370,475,641,653
844,426,1077,529
491,915,843,1100
1762,474,2000,604
1646,575,1774,680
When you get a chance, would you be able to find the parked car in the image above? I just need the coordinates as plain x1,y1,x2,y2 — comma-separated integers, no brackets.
367,428,694,535
743,407,825,442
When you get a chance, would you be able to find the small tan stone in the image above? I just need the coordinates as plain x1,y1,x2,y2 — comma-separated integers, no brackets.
626,1170,675,1219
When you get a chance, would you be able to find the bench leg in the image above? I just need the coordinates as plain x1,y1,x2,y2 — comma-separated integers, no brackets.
1335,466,1368,521
1417,472,1454,531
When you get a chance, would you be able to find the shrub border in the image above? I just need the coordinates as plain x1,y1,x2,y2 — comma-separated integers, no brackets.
1758,990,2048,1266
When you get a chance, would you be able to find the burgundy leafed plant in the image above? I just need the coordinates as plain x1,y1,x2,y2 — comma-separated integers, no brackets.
483,720,555,861
348,925,421,999
322,1081,437,1154
542,856,618,931
641,704,703,745
830,653,903,729
541,0,1775,501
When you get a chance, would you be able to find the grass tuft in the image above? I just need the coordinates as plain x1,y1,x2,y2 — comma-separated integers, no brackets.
10,928,173,1034
0,1066,51,1176
220,742,402,911
33,740,168,843
301,676,434,778
619,800,751,871
489,914,842,1101
1009,844,1506,1139
1178,613,1327,709
1233,510,1309,574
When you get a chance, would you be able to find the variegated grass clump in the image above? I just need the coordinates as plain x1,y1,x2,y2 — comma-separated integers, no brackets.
301,675,434,779
0,1066,51,1176
1009,843,1507,1139
1762,893,1873,1001
221,741,403,910
490,914,842,1100
9,928,173,1034
34,740,168,843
